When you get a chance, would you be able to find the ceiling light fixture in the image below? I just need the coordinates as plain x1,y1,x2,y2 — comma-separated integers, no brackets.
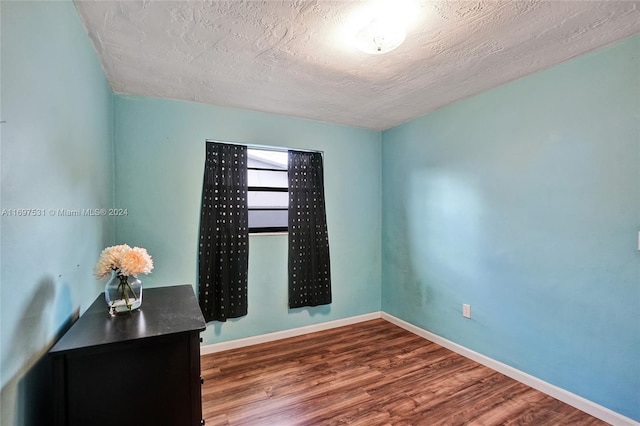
355,19,406,54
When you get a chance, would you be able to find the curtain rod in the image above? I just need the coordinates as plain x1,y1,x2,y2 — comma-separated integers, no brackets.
205,139,324,154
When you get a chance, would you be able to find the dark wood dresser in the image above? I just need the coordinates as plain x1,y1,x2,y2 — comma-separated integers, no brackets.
49,285,207,426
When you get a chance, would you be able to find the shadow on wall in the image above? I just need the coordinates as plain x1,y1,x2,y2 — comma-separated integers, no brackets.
289,304,332,317
382,197,429,323
0,278,78,426
208,304,332,337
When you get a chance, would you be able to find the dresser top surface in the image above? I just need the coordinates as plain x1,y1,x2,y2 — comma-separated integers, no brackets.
50,284,206,354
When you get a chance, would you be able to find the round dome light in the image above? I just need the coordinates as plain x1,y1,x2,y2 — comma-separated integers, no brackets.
354,20,406,54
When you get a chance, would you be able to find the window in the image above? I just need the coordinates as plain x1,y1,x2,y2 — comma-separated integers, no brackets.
199,141,331,313
247,148,288,233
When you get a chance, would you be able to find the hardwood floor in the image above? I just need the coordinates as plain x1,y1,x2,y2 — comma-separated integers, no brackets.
201,319,607,425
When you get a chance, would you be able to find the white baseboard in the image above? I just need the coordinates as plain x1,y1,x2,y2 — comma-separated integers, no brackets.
381,312,639,426
200,312,382,355
199,310,637,426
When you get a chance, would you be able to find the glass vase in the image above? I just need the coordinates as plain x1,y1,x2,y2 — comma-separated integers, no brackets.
104,270,143,315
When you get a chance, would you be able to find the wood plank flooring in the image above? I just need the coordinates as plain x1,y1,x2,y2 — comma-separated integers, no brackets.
201,319,607,425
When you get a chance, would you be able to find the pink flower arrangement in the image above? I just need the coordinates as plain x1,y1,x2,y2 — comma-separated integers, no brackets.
95,244,154,279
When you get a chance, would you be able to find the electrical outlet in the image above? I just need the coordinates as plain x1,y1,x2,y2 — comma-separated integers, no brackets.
463,304,471,319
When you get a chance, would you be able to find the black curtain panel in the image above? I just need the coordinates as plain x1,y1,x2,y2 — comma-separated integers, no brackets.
288,150,332,308
198,142,249,322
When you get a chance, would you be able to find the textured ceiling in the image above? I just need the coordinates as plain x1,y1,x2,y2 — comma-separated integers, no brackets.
74,1,640,131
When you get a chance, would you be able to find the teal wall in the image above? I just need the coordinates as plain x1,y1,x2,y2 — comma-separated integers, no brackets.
113,95,382,344
0,1,114,425
381,35,640,421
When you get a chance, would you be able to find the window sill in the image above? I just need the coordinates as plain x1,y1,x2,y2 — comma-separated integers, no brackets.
249,231,288,237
